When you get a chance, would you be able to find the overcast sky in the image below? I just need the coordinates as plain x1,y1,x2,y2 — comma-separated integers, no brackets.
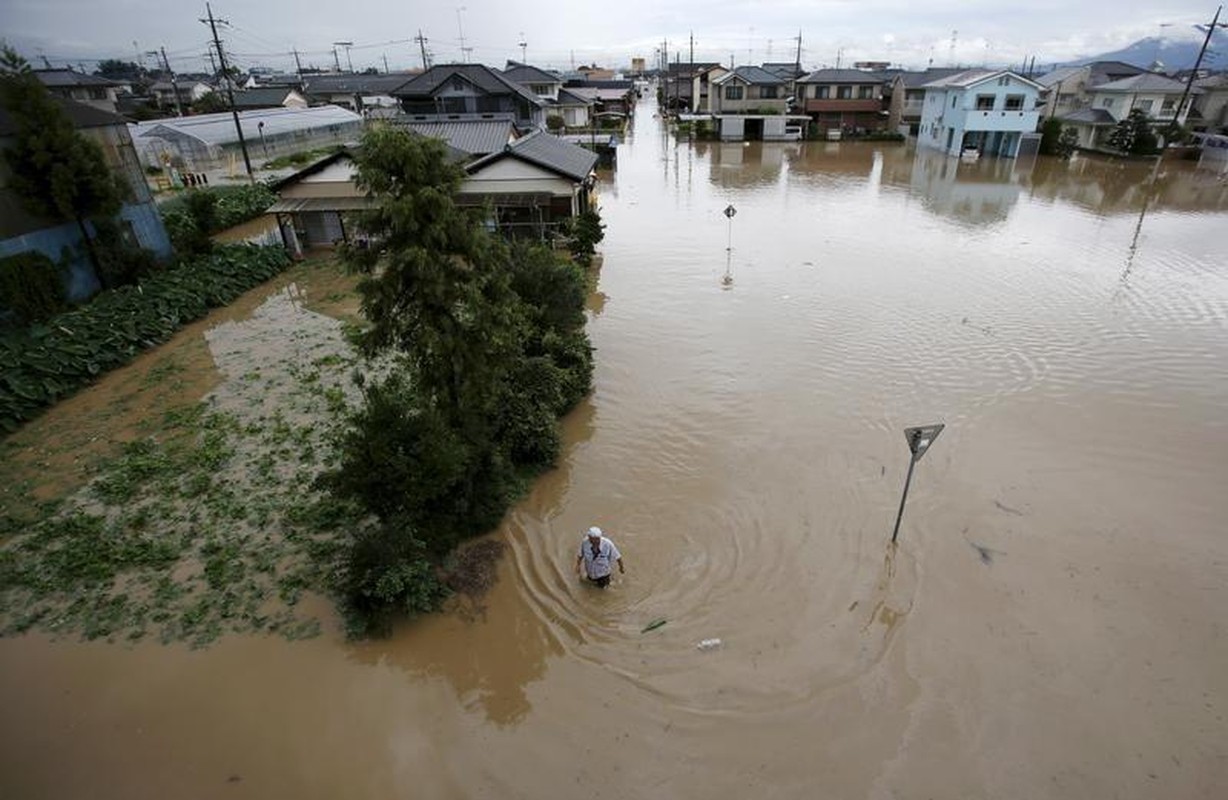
1,0,1220,75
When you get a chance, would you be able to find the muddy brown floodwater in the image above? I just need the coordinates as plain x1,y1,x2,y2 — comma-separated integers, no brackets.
3,97,1228,799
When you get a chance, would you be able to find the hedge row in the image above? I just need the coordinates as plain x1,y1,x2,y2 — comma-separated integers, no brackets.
0,245,290,432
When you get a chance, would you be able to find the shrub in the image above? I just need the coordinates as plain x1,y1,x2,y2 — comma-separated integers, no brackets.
160,184,276,255
568,208,606,267
0,251,65,329
1056,127,1079,159
339,519,448,638
1039,117,1063,155
546,114,565,131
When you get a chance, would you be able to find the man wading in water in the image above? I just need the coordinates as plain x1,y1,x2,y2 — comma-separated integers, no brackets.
575,526,624,588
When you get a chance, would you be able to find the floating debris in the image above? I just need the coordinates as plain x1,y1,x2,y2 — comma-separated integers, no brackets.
641,618,667,633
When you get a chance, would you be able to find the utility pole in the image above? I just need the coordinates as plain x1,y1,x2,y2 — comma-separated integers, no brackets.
382,53,390,73
292,47,304,88
1173,5,1225,130
201,2,253,180
519,32,527,63
205,46,217,77
415,30,430,69
690,31,694,67
332,46,341,73
794,30,803,98
158,46,183,116
455,7,469,63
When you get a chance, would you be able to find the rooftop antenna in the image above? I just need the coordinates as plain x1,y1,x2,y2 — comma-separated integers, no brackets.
948,29,958,67
519,32,527,63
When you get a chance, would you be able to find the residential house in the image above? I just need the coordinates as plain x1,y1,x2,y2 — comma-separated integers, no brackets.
231,87,310,111
301,73,417,111
918,69,1042,157
1058,72,1194,150
1,100,171,301
707,67,799,141
577,65,616,81
796,68,890,134
268,129,596,249
460,129,598,236
760,62,807,100
554,88,595,128
566,80,636,118
690,66,729,113
1192,74,1228,133
898,68,963,134
1035,61,1146,120
503,62,562,100
503,62,593,128
33,69,127,113
663,62,720,111
392,64,546,130
150,80,214,109
130,105,363,172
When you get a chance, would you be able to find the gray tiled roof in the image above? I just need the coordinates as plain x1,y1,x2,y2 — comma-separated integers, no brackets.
394,64,544,106
503,62,560,85
799,68,888,84
717,66,785,85
302,73,418,95
0,98,124,137
1035,66,1085,88
1094,73,1191,93
899,68,964,88
1087,61,1146,87
232,87,301,108
467,129,597,181
34,69,120,88
556,87,595,106
396,118,515,156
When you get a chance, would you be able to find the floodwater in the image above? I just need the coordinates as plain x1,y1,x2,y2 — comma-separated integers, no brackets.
4,98,1228,798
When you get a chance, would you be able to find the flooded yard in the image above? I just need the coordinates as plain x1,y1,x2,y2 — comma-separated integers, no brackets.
2,99,1227,798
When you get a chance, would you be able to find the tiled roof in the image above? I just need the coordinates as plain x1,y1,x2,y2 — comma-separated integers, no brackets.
799,68,888,84
302,73,418,95
714,66,785,85
899,68,964,88
556,87,594,105
1094,73,1191,93
393,63,543,106
1035,66,1085,88
231,87,300,108
34,69,120,88
396,118,515,155
0,97,124,137
1087,61,1146,87
503,62,560,85
467,129,597,181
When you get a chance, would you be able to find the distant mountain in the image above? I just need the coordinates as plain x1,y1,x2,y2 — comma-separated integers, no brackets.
1077,28,1227,72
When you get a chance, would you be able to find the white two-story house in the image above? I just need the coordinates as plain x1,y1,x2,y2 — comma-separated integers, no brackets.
918,69,1042,158
1058,73,1194,150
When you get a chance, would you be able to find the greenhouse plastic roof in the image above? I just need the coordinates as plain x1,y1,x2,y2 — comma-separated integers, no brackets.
131,105,362,148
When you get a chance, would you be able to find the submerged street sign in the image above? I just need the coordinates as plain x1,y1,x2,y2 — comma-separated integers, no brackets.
891,422,946,544
724,204,737,219
904,424,944,461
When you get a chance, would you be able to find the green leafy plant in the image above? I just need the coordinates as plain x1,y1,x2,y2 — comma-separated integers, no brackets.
0,245,290,431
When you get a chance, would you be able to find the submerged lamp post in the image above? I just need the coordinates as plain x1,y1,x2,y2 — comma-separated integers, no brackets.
890,423,944,544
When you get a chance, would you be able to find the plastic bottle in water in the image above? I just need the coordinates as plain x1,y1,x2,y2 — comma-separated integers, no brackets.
697,638,722,651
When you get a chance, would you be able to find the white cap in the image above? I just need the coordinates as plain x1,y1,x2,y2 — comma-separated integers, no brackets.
587,526,603,538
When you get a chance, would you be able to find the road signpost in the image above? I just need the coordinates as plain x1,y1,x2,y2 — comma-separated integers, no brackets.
890,423,944,544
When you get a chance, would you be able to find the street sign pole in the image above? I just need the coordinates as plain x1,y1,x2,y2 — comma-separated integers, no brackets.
724,203,736,251
890,424,944,544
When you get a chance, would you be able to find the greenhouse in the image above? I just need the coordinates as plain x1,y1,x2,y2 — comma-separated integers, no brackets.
129,105,363,172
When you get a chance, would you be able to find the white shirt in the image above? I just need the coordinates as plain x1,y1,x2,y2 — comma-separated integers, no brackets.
578,536,621,579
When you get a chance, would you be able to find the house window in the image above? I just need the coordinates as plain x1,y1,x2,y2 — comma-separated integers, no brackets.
858,86,873,99
1135,99,1154,114
818,86,830,99
725,85,743,100
837,85,852,99
451,78,466,91
975,95,995,110
531,84,551,95
1102,97,1115,108
89,88,107,100
1004,94,1024,110
1161,98,1175,113
951,95,957,108
761,86,778,99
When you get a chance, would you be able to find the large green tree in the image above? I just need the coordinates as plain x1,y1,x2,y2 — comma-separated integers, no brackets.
0,47,127,282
